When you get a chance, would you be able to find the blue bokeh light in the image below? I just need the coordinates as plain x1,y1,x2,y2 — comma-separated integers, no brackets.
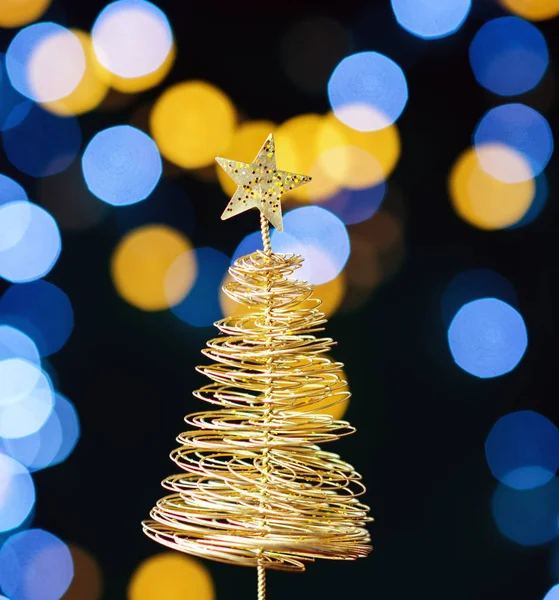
544,586,559,600
5,393,82,471
509,172,548,229
82,125,162,206
0,53,32,132
0,202,61,283
486,411,559,490
441,269,518,328
391,0,471,40
328,51,408,131
474,104,553,179
321,183,386,225
51,394,80,466
232,231,263,263
171,247,229,327
3,105,81,177
492,477,559,546
0,454,35,533
448,298,528,378
6,22,75,101
469,17,548,97
0,359,55,439
0,174,28,207
271,207,350,285
0,529,74,600
0,281,74,356
0,325,40,366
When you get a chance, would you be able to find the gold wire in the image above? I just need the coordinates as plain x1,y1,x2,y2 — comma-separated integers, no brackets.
143,219,373,576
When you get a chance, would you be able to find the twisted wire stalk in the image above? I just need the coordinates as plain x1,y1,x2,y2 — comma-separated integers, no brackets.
143,236,373,573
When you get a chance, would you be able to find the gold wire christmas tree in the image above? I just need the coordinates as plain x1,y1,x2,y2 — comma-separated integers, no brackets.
142,134,372,599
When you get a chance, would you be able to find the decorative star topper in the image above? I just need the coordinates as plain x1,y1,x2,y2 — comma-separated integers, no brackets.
215,134,311,232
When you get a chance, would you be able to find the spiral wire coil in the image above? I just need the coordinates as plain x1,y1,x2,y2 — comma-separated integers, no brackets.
143,244,372,573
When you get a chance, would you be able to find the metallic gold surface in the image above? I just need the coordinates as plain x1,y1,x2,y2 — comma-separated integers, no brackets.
215,133,311,231
143,136,372,599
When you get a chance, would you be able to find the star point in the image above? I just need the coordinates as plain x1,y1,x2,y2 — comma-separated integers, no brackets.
215,133,311,232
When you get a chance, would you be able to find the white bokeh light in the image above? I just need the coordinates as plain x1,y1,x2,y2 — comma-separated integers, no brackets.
92,0,173,78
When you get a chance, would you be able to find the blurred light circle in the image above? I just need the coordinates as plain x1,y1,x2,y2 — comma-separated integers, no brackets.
92,0,173,78
328,51,408,131
469,17,548,96
448,298,528,379
486,410,559,490
271,207,350,285
0,454,35,532
441,269,518,328
313,145,385,191
0,202,61,283
110,43,175,94
509,172,548,228
111,225,196,311
391,0,471,39
474,143,534,184
6,23,82,102
41,30,110,116
82,125,162,206
0,325,40,365
1,391,77,471
449,146,535,230
170,247,229,327
0,174,28,207
0,55,32,131
321,183,386,224
0,528,74,600
3,401,62,471
0,358,55,438
216,120,276,197
0,0,51,28
545,585,559,600
317,112,401,192
474,104,553,178
39,162,109,232
27,26,85,102
492,477,559,546
50,394,79,466
231,230,264,263
3,105,81,177
280,17,351,95
275,113,336,202
498,0,559,21
64,545,103,600
0,280,74,356
150,81,236,169
129,553,214,600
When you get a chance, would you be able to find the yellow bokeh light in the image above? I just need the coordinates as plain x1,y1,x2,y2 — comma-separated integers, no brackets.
111,225,197,311
41,30,110,117
128,553,214,600
110,43,176,94
499,0,559,20
449,146,535,230
316,112,401,190
150,80,236,169
0,0,51,27
64,545,103,600
275,113,338,202
217,120,277,197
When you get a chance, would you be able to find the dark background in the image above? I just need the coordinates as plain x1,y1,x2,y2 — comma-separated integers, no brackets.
1,0,558,598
